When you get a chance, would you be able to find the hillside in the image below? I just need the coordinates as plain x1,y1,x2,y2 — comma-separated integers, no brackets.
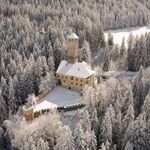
0,0,150,149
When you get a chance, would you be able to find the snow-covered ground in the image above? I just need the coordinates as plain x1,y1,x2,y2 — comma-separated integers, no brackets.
104,24,150,47
99,71,137,79
34,86,82,112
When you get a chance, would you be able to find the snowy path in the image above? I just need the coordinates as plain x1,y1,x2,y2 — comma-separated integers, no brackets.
104,24,150,47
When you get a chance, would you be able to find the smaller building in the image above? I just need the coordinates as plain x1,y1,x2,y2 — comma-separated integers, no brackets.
23,106,34,122
56,60,95,91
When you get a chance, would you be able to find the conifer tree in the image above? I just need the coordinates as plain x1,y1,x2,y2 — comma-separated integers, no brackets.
0,76,8,105
8,77,17,114
54,126,75,150
142,91,150,121
120,37,126,57
79,40,92,65
122,88,134,133
47,56,55,72
133,66,147,116
103,45,110,71
100,106,113,144
0,89,7,124
37,138,49,150
74,123,86,150
107,32,114,48
81,110,91,132
123,113,147,150
89,130,97,150
127,33,134,71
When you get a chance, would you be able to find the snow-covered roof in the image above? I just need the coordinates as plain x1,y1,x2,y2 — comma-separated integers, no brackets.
67,33,79,39
56,60,95,78
34,86,82,112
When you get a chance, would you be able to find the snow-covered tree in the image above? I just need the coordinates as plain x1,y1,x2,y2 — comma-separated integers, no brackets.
8,77,17,114
74,123,86,150
79,40,92,65
119,37,127,70
124,141,133,150
37,138,49,150
54,126,75,150
80,110,91,132
39,73,56,93
120,37,126,57
133,66,147,116
107,32,114,48
47,56,55,72
103,45,110,71
0,76,8,105
127,33,134,71
123,113,147,150
122,88,134,134
142,91,150,121
100,105,113,144
89,130,97,150
0,89,7,124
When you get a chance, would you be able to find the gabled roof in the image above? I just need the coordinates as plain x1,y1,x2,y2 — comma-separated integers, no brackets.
56,60,95,78
67,33,79,39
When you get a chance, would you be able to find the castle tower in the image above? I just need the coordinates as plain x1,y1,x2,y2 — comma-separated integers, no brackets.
67,33,79,64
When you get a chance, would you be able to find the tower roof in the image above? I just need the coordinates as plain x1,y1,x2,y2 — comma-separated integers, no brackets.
67,33,79,39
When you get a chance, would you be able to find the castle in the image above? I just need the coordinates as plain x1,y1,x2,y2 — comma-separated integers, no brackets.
23,33,95,122
56,33,95,91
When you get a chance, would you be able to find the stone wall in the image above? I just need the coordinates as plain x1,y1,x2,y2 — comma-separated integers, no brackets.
56,73,93,91
23,104,85,121
36,90,51,103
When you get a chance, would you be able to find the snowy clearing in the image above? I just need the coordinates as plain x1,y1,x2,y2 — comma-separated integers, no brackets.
104,24,150,47
99,71,137,79
34,86,82,112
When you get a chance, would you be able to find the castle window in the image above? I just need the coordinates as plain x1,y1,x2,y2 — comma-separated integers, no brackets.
76,83,78,86
62,76,63,78
66,76,67,79
71,76,73,80
71,82,73,84
76,79,78,81
81,79,82,82
64,80,66,83
80,84,82,86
